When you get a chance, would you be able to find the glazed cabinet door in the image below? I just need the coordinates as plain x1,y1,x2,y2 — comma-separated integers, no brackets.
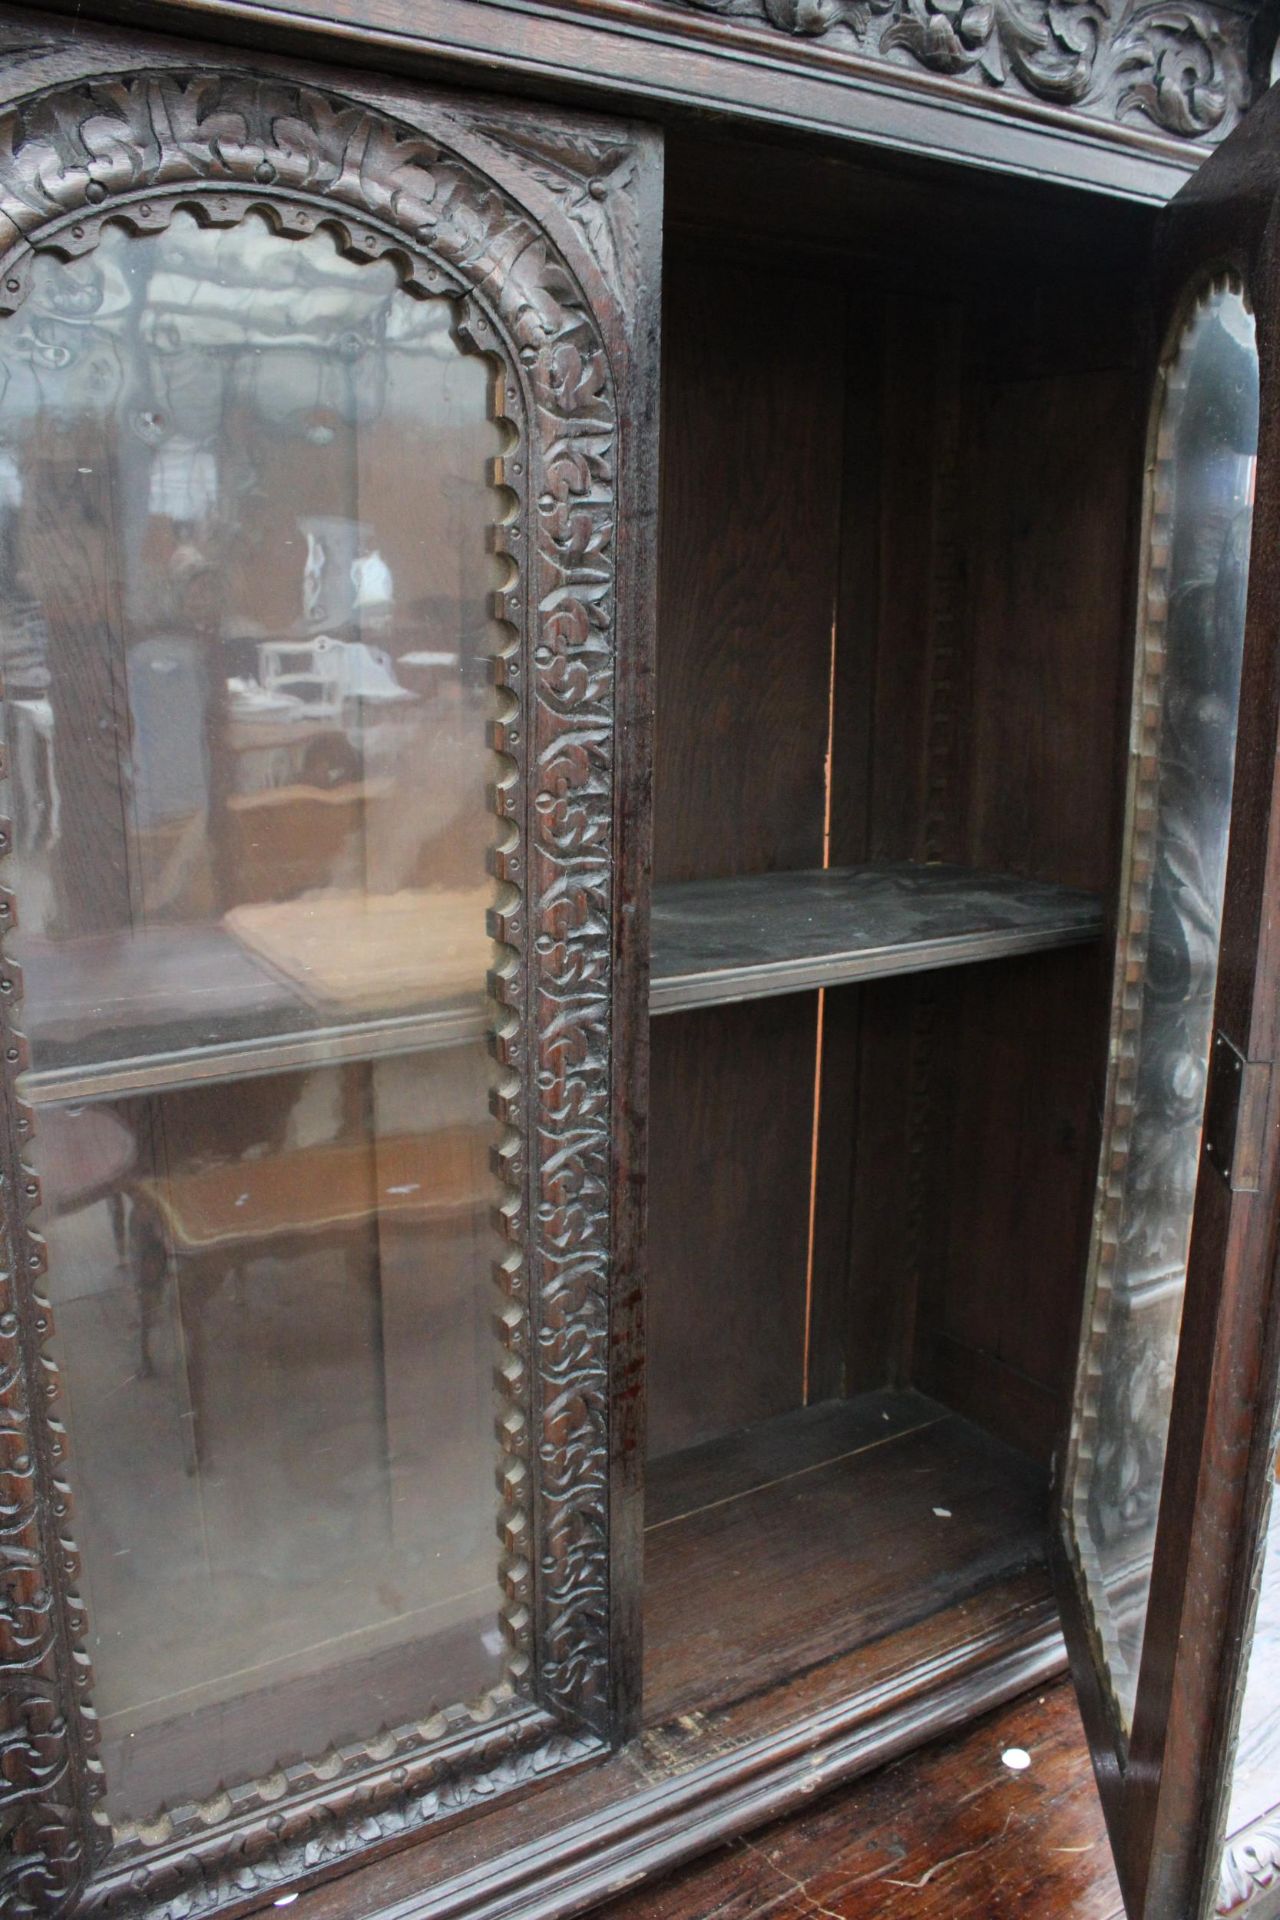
0,14,659,1916
1056,79,1280,1920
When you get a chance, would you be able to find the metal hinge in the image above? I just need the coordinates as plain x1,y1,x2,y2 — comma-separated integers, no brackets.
1204,1030,1273,1193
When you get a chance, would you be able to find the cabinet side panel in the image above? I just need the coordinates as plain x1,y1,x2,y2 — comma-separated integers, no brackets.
911,330,1143,1462
647,997,817,1455
648,250,845,1454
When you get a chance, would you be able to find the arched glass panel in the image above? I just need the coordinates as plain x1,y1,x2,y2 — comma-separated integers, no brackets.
0,210,511,1828
1064,277,1259,1738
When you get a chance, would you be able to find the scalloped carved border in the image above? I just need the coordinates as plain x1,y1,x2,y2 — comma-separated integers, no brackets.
644,0,1256,147
0,66,621,1919
1061,277,1189,1734
1061,272,1249,1739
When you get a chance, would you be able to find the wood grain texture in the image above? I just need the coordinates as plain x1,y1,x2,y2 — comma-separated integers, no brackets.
644,1393,1048,1725
956,361,1140,891
644,1387,936,1523
912,948,1112,1464
594,1681,1124,1920
273,1571,1065,1920
868,289,1139,1464
654,248,843,886
646,996,816,1456
647,244,846,1454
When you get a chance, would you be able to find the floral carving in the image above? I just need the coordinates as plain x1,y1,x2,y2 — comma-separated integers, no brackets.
1219,1816,1280,1913
0,59,630,1919
656,0,1252,143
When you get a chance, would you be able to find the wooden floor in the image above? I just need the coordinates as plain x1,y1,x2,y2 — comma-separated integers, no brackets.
644,1389,1048,1724
285,1387,1064,1920
595,1680,1125,1920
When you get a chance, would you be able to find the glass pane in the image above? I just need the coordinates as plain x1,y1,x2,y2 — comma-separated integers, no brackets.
1065,280,1259,1736
0,211,498,1095
0,212,512,1829
1220,1457,1280,1899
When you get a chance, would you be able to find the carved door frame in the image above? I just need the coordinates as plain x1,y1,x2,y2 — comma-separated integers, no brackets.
0,19,658,1917
1052,77,1280,1920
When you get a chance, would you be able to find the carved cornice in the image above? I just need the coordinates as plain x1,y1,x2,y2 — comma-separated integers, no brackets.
648,0,1256,146
0,63,623,1918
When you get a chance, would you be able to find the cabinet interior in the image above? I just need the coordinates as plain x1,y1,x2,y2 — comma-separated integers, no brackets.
641,126,1155,1727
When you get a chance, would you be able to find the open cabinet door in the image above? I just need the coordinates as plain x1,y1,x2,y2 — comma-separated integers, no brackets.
1055,78,1280,1920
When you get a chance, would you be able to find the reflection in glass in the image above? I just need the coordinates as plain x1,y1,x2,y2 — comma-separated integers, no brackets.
1219,1462,1280,1899
0,212,500,1093
1066,281,1258,1735
0,213,512,1826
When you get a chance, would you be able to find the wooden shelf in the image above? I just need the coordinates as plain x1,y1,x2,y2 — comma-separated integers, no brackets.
650,863,1104,1015
644,1389,1049,1725
20,864,1102,1105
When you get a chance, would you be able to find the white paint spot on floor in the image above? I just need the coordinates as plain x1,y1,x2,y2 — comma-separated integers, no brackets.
1001,1747,1032,1772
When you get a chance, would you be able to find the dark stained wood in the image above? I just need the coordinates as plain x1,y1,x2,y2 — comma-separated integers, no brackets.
798,255,1138,1453
647,244,846,1455
276,1414,1064,1920
900,294,1139,1448
955,363,1139,891
605,94,664,1752
594,1682,1123,1920
9,4,1279,1918
653,248,842,886
644,1392,1048,1725
863,293,964,868
851,283,1138,1463
276,1570,1065,1920
805,979,864,1404
801,285,885,1404
804,288,965,1415
662,131,1156,296
912,949,1113,1465
0,18,663,1914
54,0,1232,206
829,976,922,1397
1051,78,1280,1920
646,996,816,1456
645,1387,936,1519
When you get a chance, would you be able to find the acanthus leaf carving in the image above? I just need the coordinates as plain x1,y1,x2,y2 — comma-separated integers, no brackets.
1218,1816,1280,1914
650,0,1253,143
444,104,644,316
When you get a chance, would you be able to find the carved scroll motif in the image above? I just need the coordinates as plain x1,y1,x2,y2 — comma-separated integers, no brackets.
0,67,620,1917
655,0,1253,144
1219,1817,1280,1914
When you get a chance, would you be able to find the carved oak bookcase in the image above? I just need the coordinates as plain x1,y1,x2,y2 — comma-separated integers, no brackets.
1,4,1280,1920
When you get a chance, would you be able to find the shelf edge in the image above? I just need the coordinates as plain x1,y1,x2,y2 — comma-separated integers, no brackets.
650,915,1103,1015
